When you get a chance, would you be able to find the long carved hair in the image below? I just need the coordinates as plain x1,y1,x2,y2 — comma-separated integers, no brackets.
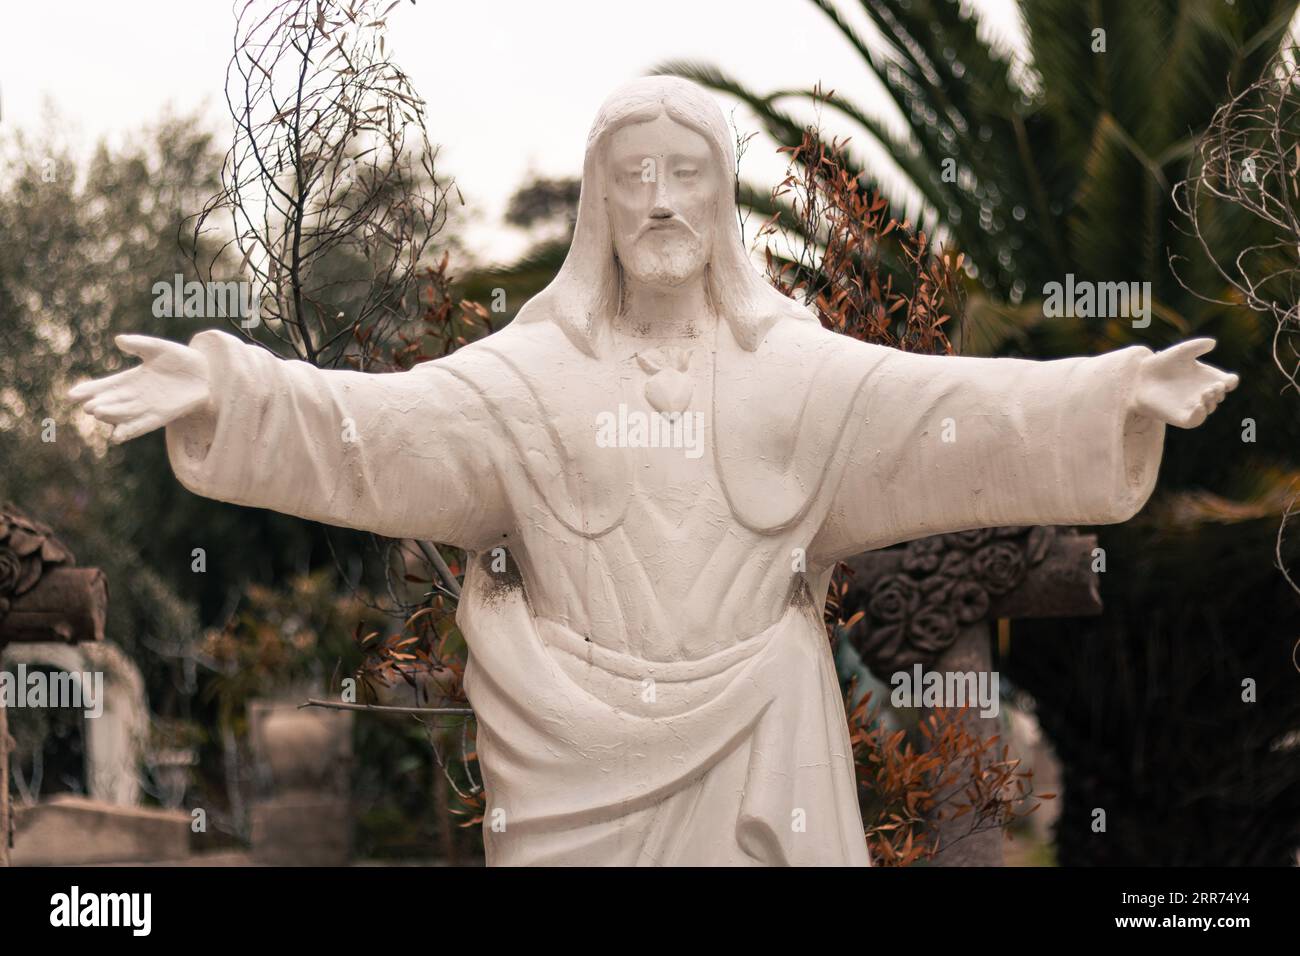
514,75,817,357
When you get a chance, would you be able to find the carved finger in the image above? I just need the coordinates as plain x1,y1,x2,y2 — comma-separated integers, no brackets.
109,413,164,444
1223,372,1240,392
1165,337,1216,363
68,369,136,403
114,334,174,362
86,401,146,425
84,384,145,416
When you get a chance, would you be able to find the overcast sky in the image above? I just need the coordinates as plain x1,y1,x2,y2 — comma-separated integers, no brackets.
1,0,1024,263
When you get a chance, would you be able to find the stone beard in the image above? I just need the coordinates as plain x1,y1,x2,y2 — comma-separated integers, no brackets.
160,77,1167,865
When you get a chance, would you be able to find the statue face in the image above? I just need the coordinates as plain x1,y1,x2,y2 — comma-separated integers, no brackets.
604,113,719,289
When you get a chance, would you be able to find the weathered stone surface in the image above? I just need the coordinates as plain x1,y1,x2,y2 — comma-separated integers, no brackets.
12,795,190,865
3,640,148,806
0,568,108,646
842,528,1102,676
247,700,353,865
250,797,350,866
0,505,110,868
249,701,352,795
0,506,105,648
926,624,1005,867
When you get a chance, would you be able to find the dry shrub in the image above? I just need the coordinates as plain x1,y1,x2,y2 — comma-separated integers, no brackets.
760,127,961,354
848,692,1050,866
375,252,501,371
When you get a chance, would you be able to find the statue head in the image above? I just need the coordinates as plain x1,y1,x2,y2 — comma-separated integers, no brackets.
604,111,718,291
515,75,816,356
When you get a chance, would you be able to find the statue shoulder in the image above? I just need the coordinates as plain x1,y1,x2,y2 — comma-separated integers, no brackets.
755,318,895,387
413,318,579,378
406,318,608,420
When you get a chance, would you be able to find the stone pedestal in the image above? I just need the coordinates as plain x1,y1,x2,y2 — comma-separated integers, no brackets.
248,701,353,866
251,797,351,866
927,623,1004,866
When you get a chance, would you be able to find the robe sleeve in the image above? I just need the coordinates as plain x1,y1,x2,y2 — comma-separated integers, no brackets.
811,341,1166,563
164,329,510,550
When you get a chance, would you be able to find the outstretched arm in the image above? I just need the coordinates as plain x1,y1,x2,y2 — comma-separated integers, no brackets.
69,330,510,550
811,337,1237,563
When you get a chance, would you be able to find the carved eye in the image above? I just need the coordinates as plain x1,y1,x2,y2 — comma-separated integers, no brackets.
675,168,699,181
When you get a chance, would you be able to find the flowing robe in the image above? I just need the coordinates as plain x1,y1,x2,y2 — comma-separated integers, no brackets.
165,315,1165,866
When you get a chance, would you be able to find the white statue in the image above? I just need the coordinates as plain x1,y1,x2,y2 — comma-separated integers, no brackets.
70,77,1236,866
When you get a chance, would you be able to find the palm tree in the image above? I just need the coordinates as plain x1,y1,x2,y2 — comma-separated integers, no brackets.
660,0,1300,865
664,0,1292,339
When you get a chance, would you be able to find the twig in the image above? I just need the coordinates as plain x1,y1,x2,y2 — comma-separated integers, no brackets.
299,697,473,716
416,539,462,599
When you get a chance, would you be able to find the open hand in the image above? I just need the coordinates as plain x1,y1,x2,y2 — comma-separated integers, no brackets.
1133,338,1238,429
68,335,212,444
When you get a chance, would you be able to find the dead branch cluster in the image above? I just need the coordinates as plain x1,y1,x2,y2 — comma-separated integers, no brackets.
188,0,450,369
1172,49,1300,600
1173,49,1300,396
761,128,962,356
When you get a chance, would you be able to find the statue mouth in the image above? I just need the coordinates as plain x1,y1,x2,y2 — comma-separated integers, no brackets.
638,218,695,239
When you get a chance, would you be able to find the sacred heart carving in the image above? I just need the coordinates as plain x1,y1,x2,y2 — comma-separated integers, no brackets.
636,346,694,414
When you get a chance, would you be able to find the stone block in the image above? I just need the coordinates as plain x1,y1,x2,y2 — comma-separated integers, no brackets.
13,794,190,865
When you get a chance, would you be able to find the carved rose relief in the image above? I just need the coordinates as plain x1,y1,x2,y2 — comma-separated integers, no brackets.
0,507,75,619
867,573,921,623
0,548,21,596
849,526,1059,675
970,541,1028,595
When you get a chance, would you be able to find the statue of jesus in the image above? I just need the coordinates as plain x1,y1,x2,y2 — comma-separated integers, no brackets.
71,76,1237,866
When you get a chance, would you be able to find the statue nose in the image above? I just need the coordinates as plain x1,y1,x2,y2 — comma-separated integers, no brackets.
649,169,675,219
